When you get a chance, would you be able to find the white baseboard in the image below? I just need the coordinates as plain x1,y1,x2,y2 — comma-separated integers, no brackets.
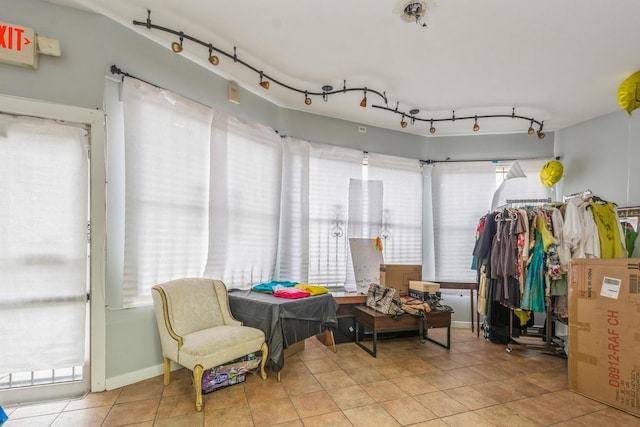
105,360,181,390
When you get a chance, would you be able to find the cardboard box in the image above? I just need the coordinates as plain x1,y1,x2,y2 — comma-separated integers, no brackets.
409,281,440,292
568,258,640,416
379,264,422,296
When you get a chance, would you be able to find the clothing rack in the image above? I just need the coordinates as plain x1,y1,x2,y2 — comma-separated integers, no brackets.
562,189,592,202
501,201,564,357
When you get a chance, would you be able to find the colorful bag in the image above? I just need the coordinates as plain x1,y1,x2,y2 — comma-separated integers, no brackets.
366,283,404,317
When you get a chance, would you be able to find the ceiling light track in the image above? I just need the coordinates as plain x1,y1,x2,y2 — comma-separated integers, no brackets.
371,105,546,138
133,11,387,105
132,10,545,138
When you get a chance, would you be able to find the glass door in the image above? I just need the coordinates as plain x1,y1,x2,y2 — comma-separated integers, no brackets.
0,113,91,404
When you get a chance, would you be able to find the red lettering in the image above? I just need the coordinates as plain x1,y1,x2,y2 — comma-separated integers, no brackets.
7,25,12,50
0,25,6,49
610,378,620,388
14,27,23,51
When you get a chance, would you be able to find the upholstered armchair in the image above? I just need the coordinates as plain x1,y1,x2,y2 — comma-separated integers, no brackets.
151,278,268,411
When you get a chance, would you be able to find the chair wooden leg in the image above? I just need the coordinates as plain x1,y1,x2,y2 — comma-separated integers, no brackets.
163,357,171,386
259,342,268,380
329,329,337,353
193,365,204,412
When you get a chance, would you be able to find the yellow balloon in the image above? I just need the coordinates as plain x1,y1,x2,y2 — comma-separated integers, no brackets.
540,160,563,188
617,71,640,115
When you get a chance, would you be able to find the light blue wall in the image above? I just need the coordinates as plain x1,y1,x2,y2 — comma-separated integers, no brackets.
555,110,640,206
10,0,638,386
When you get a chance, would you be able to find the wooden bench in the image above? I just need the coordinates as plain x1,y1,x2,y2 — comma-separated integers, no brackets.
353,305,452,357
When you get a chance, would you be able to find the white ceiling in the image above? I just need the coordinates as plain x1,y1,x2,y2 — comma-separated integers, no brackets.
49,0,640,137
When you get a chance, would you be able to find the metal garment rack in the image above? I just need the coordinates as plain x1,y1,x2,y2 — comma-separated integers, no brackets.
500,198,564,356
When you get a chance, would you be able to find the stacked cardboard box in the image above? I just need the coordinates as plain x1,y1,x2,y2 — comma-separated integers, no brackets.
569,258,640,416
379,264,422,296
408,280,440,300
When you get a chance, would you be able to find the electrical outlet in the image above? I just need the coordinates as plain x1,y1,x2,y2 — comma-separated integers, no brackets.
358,126,367,133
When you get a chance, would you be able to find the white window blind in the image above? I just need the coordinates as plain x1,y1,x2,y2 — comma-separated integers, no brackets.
0,114,88,373
122,78,212,307
204,115,283,288
430,161,496,282
308,143,363,284
275,137,311,282
367,153,422,264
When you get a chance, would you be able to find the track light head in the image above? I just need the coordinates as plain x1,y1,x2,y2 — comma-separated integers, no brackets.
538,131,546,140
473,116,479,132
400,114,408,128
259,72,269,90
209,55,219,65
429,120,436,134
172,32,184,53
304,92,312,105
171,41,183,53
528,119,535,134
360,89,367,108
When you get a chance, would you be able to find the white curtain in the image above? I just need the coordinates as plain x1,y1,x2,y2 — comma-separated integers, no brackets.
204,114,283,288
367,153,422,264
430,161,496,282
308,143,363,284
0,114,88,373
275,137,310,282
122,77,212,307
344,179,383,291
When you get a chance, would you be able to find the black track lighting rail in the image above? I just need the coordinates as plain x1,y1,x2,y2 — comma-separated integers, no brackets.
131,10,546,138
132,11,387,103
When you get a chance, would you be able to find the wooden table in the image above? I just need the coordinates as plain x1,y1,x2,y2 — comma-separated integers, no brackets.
353,306,453,357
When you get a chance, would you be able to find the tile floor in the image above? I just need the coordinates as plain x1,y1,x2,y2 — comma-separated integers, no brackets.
4,328,640,426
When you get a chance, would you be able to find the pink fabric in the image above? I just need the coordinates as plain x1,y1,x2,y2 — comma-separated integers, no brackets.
273,288,310,299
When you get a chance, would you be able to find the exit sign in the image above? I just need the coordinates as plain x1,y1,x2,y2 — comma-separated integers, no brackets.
0,21,37,68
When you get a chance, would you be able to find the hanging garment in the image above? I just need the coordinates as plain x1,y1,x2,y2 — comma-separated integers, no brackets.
590,201,626,258
522,230,546,312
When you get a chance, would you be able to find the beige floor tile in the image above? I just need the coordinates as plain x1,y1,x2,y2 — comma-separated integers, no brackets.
244,377,288,403
342,403,400,427
248,397,299,427
8,401,69,419
300,410,353,427
390,375,438,395
373,362,415,379
152,411,204,427
571,407,640,426
50,406,111,426
363,379,409,402
412,390,469,418
281,373,324,396
441,410,497,427
156,392,199,419
326,384,376,410
473,403,541,426
101,398,160,427
64,389,122,411
289,390,340,418
204,403,253,427
505,397,569,425
380,396,438,425
313,370,356,390
3,414,58,426
444,385,499,410
343,366,387,384
302,358,341,374
420,370,466,390
116,377,165,404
